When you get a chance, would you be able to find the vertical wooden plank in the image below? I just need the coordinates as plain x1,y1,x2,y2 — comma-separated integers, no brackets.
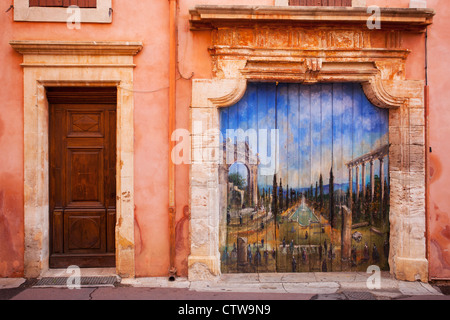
227,87,238,273
109,110,117,209
356,85,369,271
107,107,116,255
228,114,235,275
332,83,344,269
107,210,116,253
286,83,299,272
320,84,334,271
297,85,309,272
239,86,252,273
266,83,278,273
295,84,302,273
271,83,281,273
246,83,259,273
219,100,230,274
274,83,287,273
52,210,64,254
305,83,314,273
341,83,354,271
353,83,363,227
256,83,267,273
252,84,264,274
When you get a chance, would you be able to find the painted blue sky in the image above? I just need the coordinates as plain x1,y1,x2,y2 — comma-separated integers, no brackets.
220,82,389,191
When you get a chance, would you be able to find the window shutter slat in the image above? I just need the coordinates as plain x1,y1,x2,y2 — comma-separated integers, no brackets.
30,0,97,7
289,0,352,5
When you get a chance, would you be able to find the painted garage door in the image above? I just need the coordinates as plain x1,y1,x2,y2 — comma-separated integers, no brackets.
219,82,390,273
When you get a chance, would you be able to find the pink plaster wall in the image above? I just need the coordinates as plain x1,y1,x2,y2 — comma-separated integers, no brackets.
427,0,450,280
0,0,270,278
0,0,446,279
0,15,23,276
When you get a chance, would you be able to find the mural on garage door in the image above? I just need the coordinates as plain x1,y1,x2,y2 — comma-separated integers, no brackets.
219,82,390,273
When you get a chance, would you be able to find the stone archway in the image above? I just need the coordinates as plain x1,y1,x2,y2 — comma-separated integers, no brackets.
188,6,434,282
220,140,259,209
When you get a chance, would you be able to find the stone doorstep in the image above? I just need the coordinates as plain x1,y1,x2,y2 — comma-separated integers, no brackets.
398,281,443,296
0,278,26,290
121,277,191,289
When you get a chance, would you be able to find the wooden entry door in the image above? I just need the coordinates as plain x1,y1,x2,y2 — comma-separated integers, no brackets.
49,89,117,268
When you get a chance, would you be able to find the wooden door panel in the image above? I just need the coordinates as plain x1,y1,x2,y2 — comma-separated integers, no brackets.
64,210,106,253
66,148,104,206
52,210,64,254
106,111,117,209
68,111,104,138
49,100,116,268
107,209,116,253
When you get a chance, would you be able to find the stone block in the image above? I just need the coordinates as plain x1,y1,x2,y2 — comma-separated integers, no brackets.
409,0,427,9
410,108,425,126
352,0,366,7
409,126,425,146
188,256,221,281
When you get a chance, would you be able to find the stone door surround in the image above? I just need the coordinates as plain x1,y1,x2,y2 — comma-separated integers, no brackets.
188,6,434,282
10,40,142,278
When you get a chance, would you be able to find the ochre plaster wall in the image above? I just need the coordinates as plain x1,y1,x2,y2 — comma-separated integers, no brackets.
0,0,443,279
427,0,450,280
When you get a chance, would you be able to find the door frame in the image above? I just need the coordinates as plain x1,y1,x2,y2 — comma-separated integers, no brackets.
10,40,142,278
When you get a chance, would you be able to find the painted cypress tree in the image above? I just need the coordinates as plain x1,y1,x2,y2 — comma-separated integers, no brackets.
272,176,278,224
319,173,324,209
315,182,318,203
329,167,335,228
279,178,284,212
286,184,290,209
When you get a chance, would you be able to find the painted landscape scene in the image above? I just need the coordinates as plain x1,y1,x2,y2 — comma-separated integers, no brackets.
219,82,390,273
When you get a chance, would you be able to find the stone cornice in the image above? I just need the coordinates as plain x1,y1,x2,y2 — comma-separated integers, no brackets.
190,5,435,31
10,41,143,56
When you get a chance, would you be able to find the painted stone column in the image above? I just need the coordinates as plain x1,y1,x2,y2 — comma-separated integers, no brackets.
370,160,375,201
362,163,366,200
348,166,353,211
356,165,360,203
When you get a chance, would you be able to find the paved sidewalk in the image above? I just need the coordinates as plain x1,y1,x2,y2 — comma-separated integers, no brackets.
1,272,448,300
